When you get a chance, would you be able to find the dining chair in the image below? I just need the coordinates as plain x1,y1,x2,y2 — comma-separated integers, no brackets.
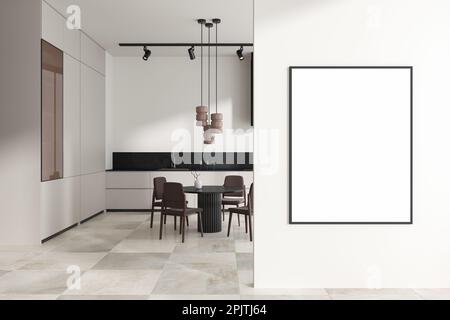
150,177,189,230
159,182,204,243
150,177,166,228
222,175,246,226
227,183,254,241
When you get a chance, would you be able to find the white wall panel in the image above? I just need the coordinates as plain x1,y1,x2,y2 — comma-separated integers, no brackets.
40,177,80,240
41,1,64,50
63,26,80,60
108,56,253,155
81,65,105,175
42,1,80,59
0,0,42,245
81,33,105,75
81,172,106,220
63,54,81,178
254,0,450,288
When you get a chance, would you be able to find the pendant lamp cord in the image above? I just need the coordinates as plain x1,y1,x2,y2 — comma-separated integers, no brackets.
216,22,218,113
208,26,211,124
200,23,203,107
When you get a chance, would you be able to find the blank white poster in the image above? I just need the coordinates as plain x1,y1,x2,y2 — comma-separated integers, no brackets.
290,67,412,223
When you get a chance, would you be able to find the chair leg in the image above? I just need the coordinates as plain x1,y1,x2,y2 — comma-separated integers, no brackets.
150,207,154,229
186,216,189,227
227,212,233,237
237,205,241,226
245,215,248,233
248,214,253,242
198,213,204,237
164,214,167,224
222,205,225,221
181,216,186,243
174,216,177,230
159,211,164,240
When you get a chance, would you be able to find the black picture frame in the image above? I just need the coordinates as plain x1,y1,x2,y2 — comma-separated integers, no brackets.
250,52,254,127
289,66,413,225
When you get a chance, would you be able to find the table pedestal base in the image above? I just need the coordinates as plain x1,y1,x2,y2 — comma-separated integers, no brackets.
197,193,222,233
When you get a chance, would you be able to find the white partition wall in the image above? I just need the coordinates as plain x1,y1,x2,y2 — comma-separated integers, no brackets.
0,0,42,245
255,0,450,288
40,1,106,239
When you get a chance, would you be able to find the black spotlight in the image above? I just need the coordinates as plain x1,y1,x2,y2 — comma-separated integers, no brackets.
142,46,151,61
188,46,196,60
236,46,244,61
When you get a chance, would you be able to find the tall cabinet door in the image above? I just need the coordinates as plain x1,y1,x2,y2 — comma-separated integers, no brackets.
81,65,105,175
64,54,81,178
81,64,106,220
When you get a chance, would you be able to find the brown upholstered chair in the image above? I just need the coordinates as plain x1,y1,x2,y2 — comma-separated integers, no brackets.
221,175,246,226
159,182,203,243
150,177,188,229
150,177,166,228
227,183,254,241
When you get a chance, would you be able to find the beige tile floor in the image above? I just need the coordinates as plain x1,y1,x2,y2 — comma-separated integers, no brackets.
0,212,447,300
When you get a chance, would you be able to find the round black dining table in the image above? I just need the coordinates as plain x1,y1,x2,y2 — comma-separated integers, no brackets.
184,186,243,233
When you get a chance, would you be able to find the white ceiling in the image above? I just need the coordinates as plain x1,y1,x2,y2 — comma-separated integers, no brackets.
45,0,254,56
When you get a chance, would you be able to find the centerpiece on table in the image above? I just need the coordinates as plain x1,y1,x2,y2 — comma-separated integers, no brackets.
191,171,202,189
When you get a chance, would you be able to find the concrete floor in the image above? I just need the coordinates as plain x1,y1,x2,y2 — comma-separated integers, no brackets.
0,212,448,300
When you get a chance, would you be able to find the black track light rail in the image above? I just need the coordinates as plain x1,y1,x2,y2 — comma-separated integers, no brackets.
119,43,253,47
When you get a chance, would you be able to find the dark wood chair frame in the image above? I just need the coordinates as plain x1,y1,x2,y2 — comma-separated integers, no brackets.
221,176,247,228
159,182,204,243
227,183,254,241
150,177,189,229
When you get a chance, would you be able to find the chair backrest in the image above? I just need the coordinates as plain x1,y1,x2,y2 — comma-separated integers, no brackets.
248,183,254,213
223,175,245,197
162,182,186,209
153,177,167,200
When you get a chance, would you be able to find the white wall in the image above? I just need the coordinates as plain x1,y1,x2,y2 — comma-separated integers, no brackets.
254,0,450,288
40,1,106,239
106,56,253,167
0,0,42,245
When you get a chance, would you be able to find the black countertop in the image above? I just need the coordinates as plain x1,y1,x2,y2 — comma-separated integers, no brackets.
111,152,253,172
106,168,253,172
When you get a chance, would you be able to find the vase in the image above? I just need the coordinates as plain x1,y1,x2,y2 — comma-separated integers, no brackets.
195,179,203,189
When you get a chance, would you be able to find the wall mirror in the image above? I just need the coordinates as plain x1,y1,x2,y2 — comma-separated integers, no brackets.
41,40,63,182
289,67,413,224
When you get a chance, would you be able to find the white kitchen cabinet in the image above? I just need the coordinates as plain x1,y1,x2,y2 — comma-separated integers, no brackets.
81,172,106,221
63,54,81,178
40,176,81,240
106,171,253,210
81,64,105,175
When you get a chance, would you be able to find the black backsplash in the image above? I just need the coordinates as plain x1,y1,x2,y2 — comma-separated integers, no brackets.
112,152,253,171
